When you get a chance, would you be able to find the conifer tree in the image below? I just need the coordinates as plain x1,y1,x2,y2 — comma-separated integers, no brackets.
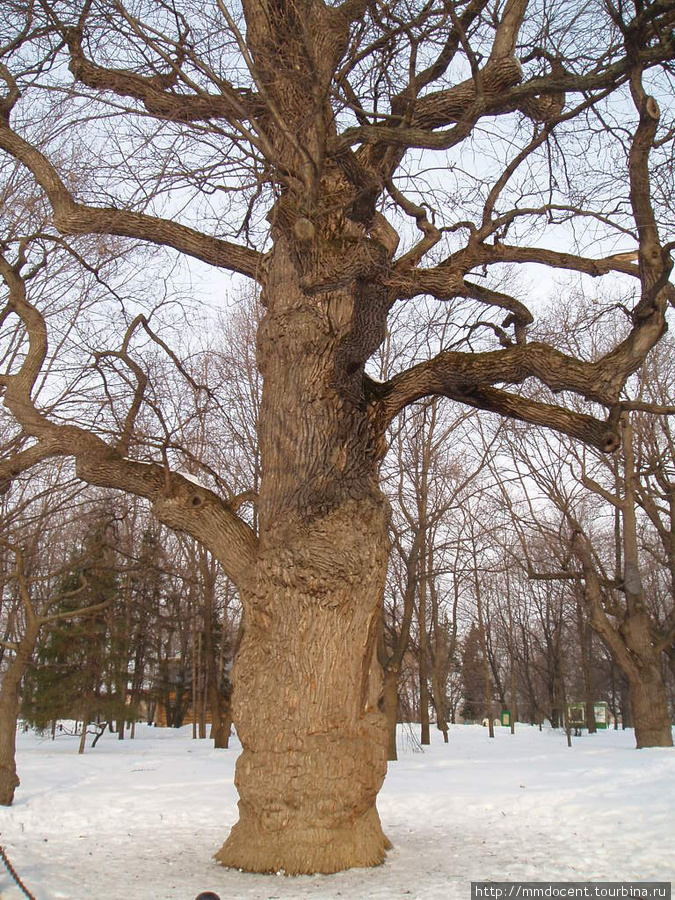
460,624,486,722
23,519,119,733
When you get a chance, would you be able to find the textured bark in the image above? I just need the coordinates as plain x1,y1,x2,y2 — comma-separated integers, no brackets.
0,713,20,806
576,541,673,748
214,238,393,873
627,663,673,749
619,418,673,748
216,497,391,873
563,416,674,748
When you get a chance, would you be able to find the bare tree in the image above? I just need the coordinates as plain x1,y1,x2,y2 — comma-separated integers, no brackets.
499,414,674,747
572,415,673,746
0,0,674,873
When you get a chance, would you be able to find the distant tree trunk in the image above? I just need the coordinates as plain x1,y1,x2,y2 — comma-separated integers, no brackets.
627,660,672,748
429,670,448,741
0,690,22,805
78,718,88,754
552,644,566,731
620,419,672,747
200,549,231,748
561,677,572,748
0,619,38,804
576,599,596,733
579,570,672,746
382,665,399,760
213,623,241,750
505,568,517,734
418,553,430,746
215,682,234,750
378,529,423,762
472,537,493,737
620,680,632,729
206,649,229,749
428,548,452,743
198,632,207,739
191,606,196,738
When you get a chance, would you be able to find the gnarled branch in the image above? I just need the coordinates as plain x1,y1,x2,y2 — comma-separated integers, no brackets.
0,120,265,281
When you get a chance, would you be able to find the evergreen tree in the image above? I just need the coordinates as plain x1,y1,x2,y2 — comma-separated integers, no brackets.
22,517,120,731
460,624,486,722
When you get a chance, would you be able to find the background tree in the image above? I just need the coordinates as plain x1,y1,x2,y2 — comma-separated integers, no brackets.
460,623,486,722
381,394,474,751
498,411,674,746
0,500,112,804
23,510,120,742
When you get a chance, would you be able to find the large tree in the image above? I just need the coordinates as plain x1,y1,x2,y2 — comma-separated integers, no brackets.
0,0,674,875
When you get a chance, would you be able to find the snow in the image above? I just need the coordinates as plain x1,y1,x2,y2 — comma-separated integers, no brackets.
176,470,209,489
0,723,673,899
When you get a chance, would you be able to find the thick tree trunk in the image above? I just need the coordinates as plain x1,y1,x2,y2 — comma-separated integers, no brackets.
628,665,673,748
582,577,672,745
619,417,672,748
215,242,392,873
210,695,233,750
574,417,673,748
216,498,390,874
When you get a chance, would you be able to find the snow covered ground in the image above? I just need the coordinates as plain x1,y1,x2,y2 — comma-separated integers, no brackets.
0,722,672,899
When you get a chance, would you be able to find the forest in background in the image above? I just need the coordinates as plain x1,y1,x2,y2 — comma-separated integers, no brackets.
3,289,674,763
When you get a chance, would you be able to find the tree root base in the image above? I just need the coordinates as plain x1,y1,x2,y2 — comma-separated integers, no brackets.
634,728,673,749
215,805,392,875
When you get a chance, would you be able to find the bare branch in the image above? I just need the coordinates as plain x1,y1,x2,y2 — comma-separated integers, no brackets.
0,121,265,280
